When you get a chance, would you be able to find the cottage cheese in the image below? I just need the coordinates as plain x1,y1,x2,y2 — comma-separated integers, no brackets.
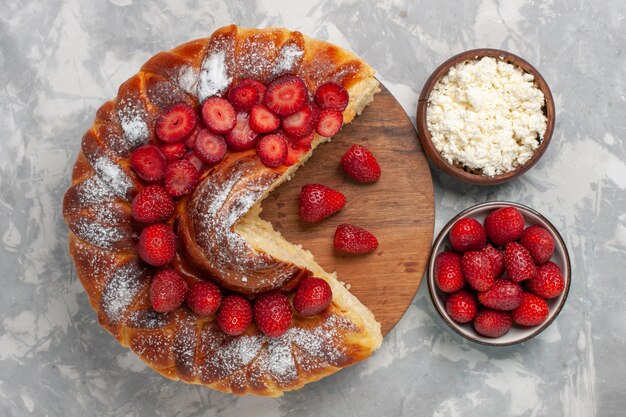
426,56,547,176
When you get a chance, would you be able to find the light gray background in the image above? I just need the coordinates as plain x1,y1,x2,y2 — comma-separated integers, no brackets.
1,0,624,416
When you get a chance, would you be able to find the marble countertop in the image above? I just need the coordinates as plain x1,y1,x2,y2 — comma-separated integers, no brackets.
1,0,624,416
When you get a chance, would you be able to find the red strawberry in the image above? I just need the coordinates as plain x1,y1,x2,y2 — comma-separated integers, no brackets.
160,142,187,162
281,102,319,138
224,112,259,151
334,224,378,254
155,103,197,143
520,225,555,265
477,279,523,310
461,251,496,291
185,281,222,316
201,97,236,134
183,150,206,172
293,277,333,316
484,207,525,246
264,75,308,116
227,79,261,112
504,242,537,282
314,82,349,112
194,129,227,164
473,308,513,338
256,133,288,167
299,184,346,222
449,218,487,253
434,250,465,293
217,295,252,336
445,290,478,323
315,109,343,137
481,244,505,277
253,292,293,337
150,269,188,313
249,103,280,133
340,144,381,183
185,122,204,149
288,131,315,151
131,185,175,223
131,145,167,182
512,292,549,326
164,159,200,197
527,261,565,299
138,223,177,267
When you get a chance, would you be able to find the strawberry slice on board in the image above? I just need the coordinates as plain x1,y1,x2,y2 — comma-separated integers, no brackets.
256,133,288,168
264,75,308,116
314,81,349,112
315,109,343,137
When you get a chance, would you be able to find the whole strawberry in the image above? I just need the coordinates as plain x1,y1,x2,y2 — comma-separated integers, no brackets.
473,308,513,338
434,251,465,293
477,279,522,310
484,207,525,246
445,290,478,323
131,185,175,223
299,184,346,222
186,281,222,316
150,269,188,313
449,217,487,253
217,295,252,336
293,277,333,316
527,261,565,299
334,224,378,254
481,244,505,277
461,251,496,291
520,225,555,265
138,223,177,267
254,292,293,337
504,242,536,282
340,144,381,183
512,292,549,326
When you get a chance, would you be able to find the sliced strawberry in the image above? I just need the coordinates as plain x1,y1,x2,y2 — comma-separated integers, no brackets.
138,223,177,267
201,97,236,134
264,75,307,116
155,103,197,143
183,150,206,172
315,109,343,137
130,145,167,183
288,131,315,151
244,79,267,102
224,112,259,151
150,269,188,313
185,122,204,149
159,142,187,162
293,277,333,316
256,133,288,167
164,159,199,197
340,144,381,183
314,82,349,112
194,129,227,164
227,79,260,112
334,224,378,254
281,102,319,138
299,184,346,222
131,185,175,223
249,103,280,133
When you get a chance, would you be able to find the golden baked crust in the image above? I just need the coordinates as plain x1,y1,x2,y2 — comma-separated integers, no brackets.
63,25,382,396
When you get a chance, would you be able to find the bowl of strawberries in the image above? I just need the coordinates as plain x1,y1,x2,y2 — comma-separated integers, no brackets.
428,201,570,346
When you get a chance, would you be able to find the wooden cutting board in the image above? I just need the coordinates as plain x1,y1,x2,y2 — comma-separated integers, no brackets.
261,84,435,336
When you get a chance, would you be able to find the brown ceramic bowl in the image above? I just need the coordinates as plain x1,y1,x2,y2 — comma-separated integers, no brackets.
416,49,555,185
427,201,571,346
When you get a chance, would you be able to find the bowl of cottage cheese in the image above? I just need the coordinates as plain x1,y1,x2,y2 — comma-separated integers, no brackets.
417,49,555,184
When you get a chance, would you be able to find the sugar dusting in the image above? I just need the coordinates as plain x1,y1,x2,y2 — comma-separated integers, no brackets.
92,156,133,197
177,65,199,95
100,261,146,323
197,50,231,102
117,98,149,148
271,44,304,77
